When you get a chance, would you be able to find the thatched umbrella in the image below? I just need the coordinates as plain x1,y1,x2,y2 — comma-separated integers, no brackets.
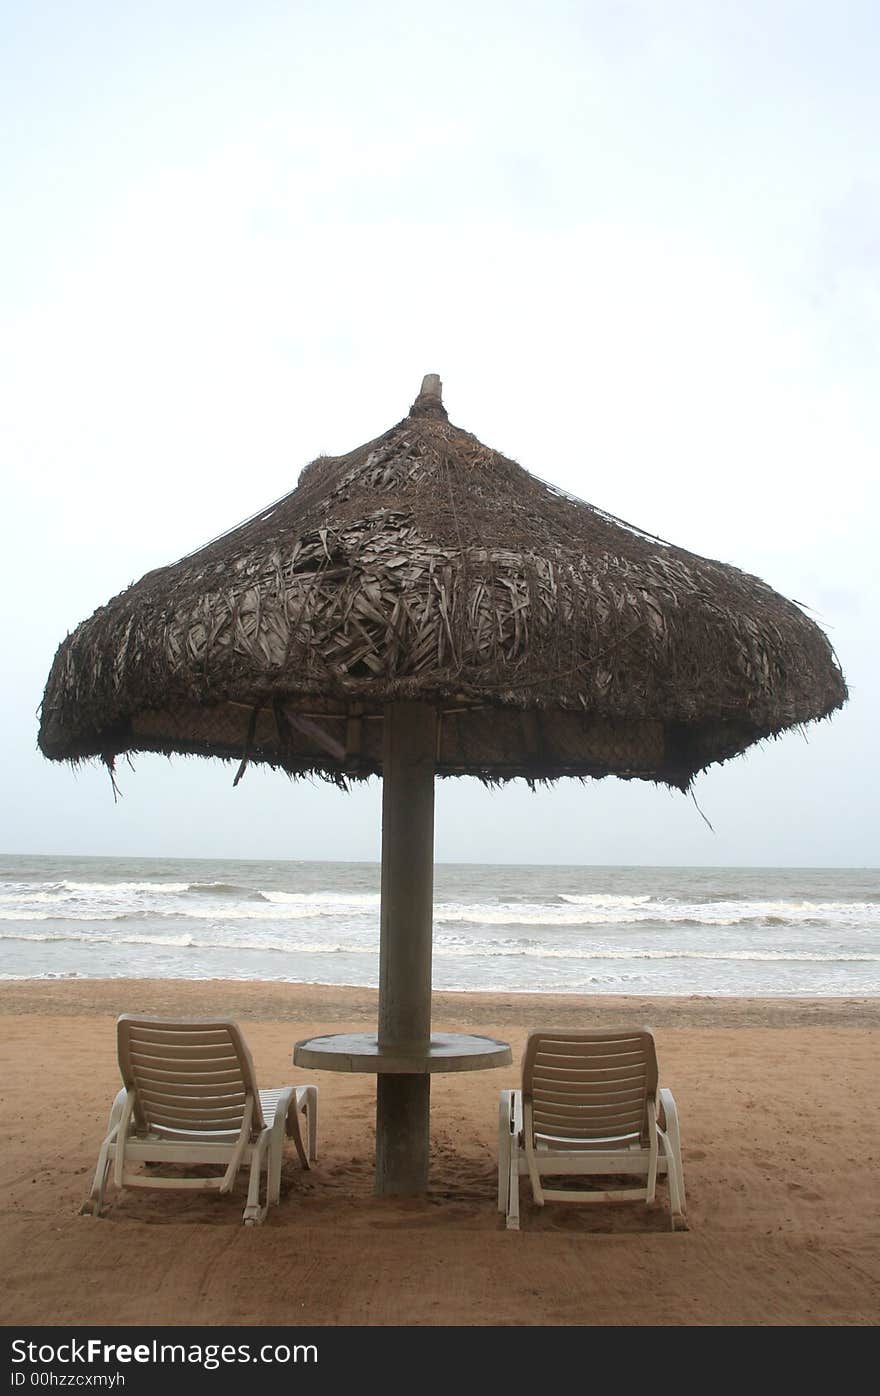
40,374,847,1192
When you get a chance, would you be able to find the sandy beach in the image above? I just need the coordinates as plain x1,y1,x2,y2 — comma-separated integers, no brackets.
1,978,878,1327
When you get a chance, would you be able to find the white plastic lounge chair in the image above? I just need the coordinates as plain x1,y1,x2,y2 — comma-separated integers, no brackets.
498,1027,686,1231
81,1016,318,1225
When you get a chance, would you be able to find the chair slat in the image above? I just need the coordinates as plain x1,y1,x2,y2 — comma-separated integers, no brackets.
132,1076,248,1097
533,1108,645,1129
533,1078,644,1096
128,1027,236,1046
531,1034,645,1048
534,1112,644,1133
138,1088,247,1111
140,1102,248,1126
130,1066,245,1089
533,1086,645,1106
138,1092,247,1116
130,1051,240,1072
532,1072,647,1088
129,1049,240,1066
534,1123,645,1139
534,1047,647,1066
533,1052,648,1068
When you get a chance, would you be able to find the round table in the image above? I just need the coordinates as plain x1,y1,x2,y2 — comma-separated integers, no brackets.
293,1031,512,1074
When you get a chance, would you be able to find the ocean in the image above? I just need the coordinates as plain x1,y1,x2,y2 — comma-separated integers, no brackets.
1,854,878,997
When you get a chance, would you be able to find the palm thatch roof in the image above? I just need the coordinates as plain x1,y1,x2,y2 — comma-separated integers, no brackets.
39,375,846,790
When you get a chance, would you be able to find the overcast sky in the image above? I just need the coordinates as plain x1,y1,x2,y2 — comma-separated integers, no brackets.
1,1,877,867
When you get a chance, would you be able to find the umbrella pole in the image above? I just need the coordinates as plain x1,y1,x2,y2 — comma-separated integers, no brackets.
375,700,436,1194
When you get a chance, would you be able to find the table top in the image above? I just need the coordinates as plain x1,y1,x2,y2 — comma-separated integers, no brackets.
293,1031,513,1075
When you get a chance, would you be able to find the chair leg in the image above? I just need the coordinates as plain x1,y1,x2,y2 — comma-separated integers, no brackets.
243,1134,270,1225
264,1086,317,1204
283,1089,309,1169
667,1148,688,1230
507,1126,521,1230
522,1099,545,1211
646,1109,659,1205
498,1091,512,1213
302,1085,318,1163
81,1088,129,1216
267,1113,286,1206
505,1091,523,1230
81,1136,115,1217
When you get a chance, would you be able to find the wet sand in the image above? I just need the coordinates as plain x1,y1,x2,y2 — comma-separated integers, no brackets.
1,979,877,1326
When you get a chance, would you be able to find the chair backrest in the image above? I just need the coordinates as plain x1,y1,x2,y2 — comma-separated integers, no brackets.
116,1016,264,1138
522,1027,658,1147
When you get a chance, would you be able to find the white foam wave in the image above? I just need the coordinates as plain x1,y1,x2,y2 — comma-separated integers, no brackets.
434,898,879,928
0,928,373,955
161,905,315,921
2,898,877,933
60,880,192,893
0,904,348,924
0,910,124,922
261,891,380,908
0,891,75,906
0,929,200,948
431,946,880,963
1,927,875,964
559,894,652,907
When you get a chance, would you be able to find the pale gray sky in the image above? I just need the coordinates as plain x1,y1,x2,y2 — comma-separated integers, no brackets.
1,1,877,866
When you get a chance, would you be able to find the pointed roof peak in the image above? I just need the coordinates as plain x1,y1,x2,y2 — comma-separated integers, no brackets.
409,373,447,421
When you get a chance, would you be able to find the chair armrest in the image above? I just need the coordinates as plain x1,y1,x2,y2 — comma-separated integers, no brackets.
498,1089,518,1137
107,1086,128,1130
658,1087,687,1226
658,1086,679,1134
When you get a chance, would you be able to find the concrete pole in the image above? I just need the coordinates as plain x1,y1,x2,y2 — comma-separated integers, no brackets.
375,700,437,1194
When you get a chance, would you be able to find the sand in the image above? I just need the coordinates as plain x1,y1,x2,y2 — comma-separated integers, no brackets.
1,979,878,1327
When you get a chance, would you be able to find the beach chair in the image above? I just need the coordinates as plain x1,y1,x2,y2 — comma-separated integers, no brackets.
498,1027,686,1231
81,1016,318,1225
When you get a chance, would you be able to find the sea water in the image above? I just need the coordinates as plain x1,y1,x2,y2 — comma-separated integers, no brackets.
0,854,877,996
